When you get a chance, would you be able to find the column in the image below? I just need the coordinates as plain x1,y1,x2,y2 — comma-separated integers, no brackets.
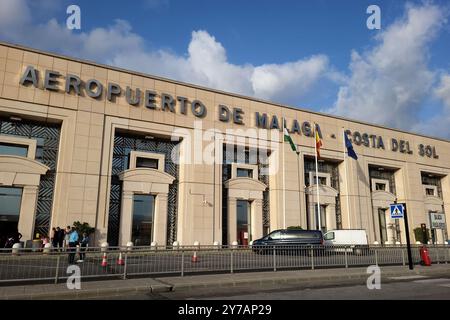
326,204,336,230
154,193,168,245
227,198,237,244
119,190,134,246
251,199,263,241
18,185,40,241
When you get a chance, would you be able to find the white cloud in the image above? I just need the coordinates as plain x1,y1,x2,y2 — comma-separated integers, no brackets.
412,73,450,138
435,73,450,110
330,4,447,132
0,1,330,103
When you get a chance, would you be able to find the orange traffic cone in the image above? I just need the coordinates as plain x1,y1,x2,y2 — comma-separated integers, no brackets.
191,251,199,263
101,252,108,267
117,252,124,265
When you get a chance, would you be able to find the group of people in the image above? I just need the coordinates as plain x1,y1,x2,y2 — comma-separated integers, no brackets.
51,226,90,264
1,229,22,248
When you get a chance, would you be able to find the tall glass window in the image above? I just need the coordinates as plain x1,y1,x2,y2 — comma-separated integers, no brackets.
0,187,23,237
0,143,28,157
237,200,251,245
132,194,155,246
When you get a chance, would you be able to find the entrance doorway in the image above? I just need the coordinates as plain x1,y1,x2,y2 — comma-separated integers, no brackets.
0,187,23,246
132,194,155,246
237,200,251,245
378,208,388,244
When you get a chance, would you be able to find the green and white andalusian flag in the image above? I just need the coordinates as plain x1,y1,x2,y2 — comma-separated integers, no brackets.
283,126,297,153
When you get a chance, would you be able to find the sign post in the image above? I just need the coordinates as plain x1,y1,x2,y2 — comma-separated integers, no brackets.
430,212,446,244
390,202,413,270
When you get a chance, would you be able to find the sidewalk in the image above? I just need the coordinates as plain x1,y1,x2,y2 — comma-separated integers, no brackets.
1,264,449,299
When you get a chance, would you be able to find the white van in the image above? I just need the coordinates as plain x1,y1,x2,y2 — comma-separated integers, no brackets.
323,229,368,254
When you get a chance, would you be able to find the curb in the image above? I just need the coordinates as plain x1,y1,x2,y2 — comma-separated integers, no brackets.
0,283,172,300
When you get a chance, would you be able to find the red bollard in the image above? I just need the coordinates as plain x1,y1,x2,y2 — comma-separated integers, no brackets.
420,246,432,266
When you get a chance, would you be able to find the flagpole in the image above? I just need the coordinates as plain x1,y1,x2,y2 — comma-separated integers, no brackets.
314,124,321,231
296,150,302,228
343,128,351,229
282,123,286,229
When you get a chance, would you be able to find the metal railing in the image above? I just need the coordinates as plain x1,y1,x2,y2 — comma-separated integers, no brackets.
0,244,448,285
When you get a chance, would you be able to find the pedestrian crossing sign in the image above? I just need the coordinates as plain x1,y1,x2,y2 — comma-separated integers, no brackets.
390,204,404,219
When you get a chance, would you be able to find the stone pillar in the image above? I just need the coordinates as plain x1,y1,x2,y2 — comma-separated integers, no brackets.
251,199,263,241
386,211,396,243
119,190,134,246
154,193,168,245
326,204,336,230
227,198,237,245
18,185,40,241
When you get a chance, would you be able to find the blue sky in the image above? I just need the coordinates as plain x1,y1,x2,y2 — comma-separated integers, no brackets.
1,0,450,139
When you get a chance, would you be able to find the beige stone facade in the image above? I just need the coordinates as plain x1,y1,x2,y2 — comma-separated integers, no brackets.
0,41,449,246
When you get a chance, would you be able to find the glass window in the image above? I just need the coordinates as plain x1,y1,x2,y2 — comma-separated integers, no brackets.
313,176,327,185
237,168,253,178
132,194,155,246
136,157,159,169
286,231,322,239
0,187,22,220
237,200,251,243
0,143,28,157
426,188,435,196
324,232,335,240
268,231,282,240
375,183,386,191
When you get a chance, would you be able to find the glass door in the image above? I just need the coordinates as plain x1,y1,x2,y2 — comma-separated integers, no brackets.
0,187,23,246
237,200,251,245
132,194,155,246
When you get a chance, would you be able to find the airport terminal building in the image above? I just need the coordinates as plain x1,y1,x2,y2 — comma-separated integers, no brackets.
0,42,449,247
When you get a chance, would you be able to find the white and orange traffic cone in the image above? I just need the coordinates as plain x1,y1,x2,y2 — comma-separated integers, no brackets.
191,250,199,263
117,252,124,265
101,252,108,267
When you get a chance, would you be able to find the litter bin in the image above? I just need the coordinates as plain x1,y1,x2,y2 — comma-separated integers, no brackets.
31,239,43,252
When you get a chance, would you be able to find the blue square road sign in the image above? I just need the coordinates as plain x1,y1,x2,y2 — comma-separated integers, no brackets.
390,204,404,219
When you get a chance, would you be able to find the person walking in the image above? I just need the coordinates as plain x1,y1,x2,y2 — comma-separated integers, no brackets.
57,227,64,250
67,227,79,264
77,232,89,262
64,226,71,250
51,227,58,249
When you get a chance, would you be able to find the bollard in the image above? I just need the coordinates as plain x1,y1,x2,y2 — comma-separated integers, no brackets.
395,241,401,245
373,241,379,246
173,241,180,250
231,241,238,249
43,243,52,255
416,241,422,245
101,242,109,253
12,243,22,256
126,241,133,251
150,242,157,250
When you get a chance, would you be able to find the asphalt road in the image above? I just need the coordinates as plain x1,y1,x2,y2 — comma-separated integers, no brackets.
91,276,450,300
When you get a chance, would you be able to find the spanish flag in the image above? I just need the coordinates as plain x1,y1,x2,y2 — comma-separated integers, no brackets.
315,124,322,158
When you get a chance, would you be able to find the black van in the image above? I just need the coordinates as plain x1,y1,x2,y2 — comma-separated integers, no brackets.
252,229,323,253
